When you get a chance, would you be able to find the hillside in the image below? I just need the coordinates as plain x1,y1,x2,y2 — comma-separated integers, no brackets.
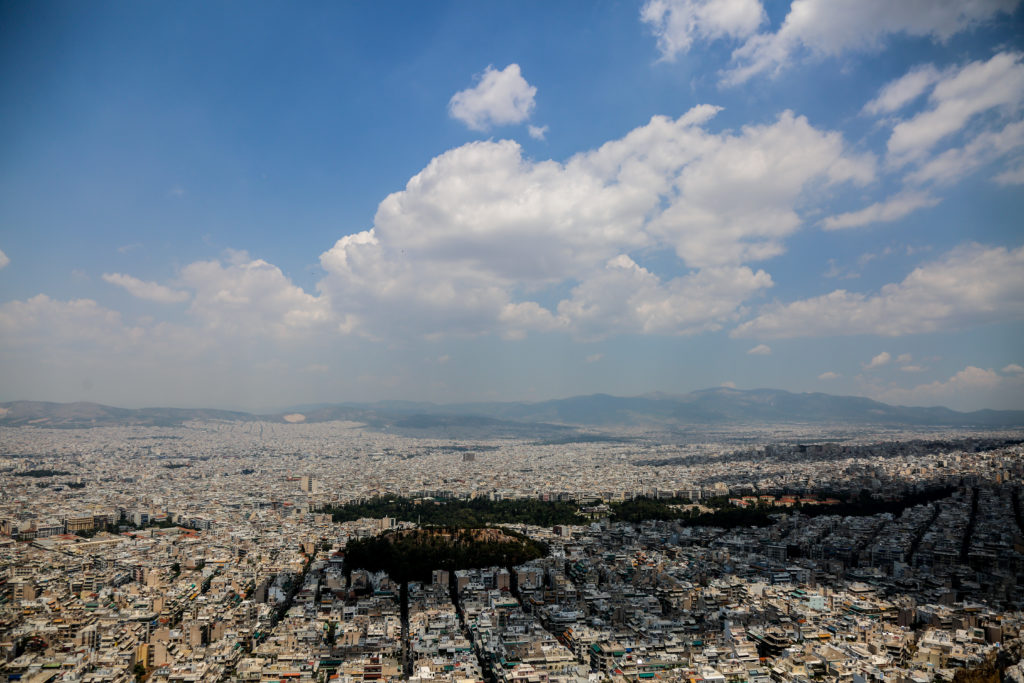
2,388,1022,431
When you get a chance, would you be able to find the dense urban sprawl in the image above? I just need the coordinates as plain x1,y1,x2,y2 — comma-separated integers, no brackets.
1,420,1023,683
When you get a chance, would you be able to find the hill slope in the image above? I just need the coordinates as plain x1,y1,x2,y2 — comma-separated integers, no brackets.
2,388,1022,430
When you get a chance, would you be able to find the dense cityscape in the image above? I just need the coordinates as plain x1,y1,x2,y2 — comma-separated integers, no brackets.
1,419,1022,683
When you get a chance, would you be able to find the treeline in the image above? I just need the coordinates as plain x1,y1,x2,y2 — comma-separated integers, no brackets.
610,498,775,528
321,487,958,531
610,487,957,527
344,528,546,583
321,495,583,527
795,486,956,519
74,518,179,538
13,469,72,478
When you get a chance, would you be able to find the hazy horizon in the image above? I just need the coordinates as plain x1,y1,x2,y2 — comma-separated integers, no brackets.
2,2,1023,412
4,385,1024,419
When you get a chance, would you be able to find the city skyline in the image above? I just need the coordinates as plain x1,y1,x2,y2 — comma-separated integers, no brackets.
1,1,1023,411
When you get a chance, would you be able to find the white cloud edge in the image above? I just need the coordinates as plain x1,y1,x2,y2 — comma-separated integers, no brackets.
101,273,190,304
733,243,1024,339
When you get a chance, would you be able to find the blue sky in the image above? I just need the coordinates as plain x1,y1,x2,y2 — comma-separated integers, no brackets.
1,0,1023,411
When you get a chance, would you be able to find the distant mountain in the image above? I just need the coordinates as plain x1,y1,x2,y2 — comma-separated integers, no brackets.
2,388,1022,431
449,388,1024,427
0,401,254,428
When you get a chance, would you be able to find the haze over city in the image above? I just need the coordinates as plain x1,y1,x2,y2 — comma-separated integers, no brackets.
1,1,1023,412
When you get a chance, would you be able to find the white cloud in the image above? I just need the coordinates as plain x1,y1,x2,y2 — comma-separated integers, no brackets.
1003,363,1024,374
554,256,772,341
875,365,1024,410
645,110,874,267
993,160,1024,185
896,353,913,363
733,243,1024,338
721,380,737,388
528,124,549,140
641,0,766,61
747,343,771,355
821,191,939,230
102,273,190,304
865,351,891,369
180,255,331,339
449,64,537,131
901,365,926,372
0,291,339,408
0,294,140,351
863,65,943,115
887,52,1024,165
818,371,840,380
0,248,9,270
908,121,1024,186
585,353,604,363
321,105,867,340
723,0,1019,85
0,106,876,362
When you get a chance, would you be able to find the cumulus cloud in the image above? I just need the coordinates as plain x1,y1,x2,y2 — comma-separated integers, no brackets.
0,290,343,408
863,53,1024,190
747,343,772,355
41,252,329,350
908,120,1024,186
645,110,874,267
0,248,9,270
1003,363,1024,374
863,65,943,116
102,273,190,303
722,0,1019,85
554,256,772,341
821,191,939,230
449,64,537,131
641,0,766,61
0,295,140,351
865,351,891,369
733,243,1024,338
320,105,868,341
886,52,1024,165
818,371,840,380
875,365,1024,410
180,254,331,339
528,125,549,140
0,105,875,361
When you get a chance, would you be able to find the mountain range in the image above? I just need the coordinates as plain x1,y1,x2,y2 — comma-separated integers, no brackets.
1,388,1022,432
